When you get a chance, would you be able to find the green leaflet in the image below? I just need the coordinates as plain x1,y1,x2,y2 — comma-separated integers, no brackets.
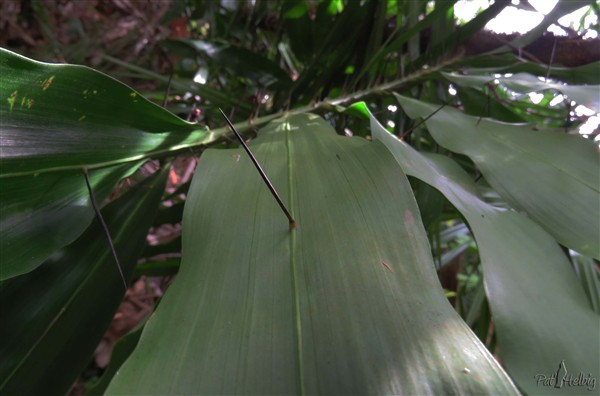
107,114,518,395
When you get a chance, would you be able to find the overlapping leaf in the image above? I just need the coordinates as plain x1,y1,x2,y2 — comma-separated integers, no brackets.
0,166,168,395
371,115,599,394
396,94,600,259
0,48,214,176
108,114,518,395
0,48,217,279
0,163,140,279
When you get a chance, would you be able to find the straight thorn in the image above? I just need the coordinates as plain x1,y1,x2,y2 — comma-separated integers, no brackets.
82,168,128,291
218,108,296,230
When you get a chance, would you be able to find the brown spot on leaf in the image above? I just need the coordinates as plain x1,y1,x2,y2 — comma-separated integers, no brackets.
382,261,394,272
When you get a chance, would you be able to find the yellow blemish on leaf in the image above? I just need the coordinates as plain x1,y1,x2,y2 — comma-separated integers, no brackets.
93,90,98,94
130,92,137,98
78,115,86,121
21,96,26,107
42,76,55,91
7,90,17,111
27,99,35,109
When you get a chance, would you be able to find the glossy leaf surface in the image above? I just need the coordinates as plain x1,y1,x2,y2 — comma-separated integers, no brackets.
0,48,214,176
0,166,168,395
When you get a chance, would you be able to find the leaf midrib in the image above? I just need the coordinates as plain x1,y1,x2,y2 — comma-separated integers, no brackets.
285,119,304,395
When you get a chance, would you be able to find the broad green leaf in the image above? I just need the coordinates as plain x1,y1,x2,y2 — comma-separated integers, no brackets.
396,94,600,259
0,166,168,395
108,114,518,395
444,72,600,112
0,48,215,176
371,115,599,394
0,162,139,280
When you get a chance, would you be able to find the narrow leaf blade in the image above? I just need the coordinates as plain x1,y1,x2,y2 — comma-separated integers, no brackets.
0,48,215,176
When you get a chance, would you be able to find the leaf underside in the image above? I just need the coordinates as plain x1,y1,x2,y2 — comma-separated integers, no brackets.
107,114,518,395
